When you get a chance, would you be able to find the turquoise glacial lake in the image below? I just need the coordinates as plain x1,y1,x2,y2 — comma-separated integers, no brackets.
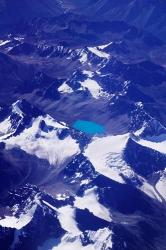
73,120,105,135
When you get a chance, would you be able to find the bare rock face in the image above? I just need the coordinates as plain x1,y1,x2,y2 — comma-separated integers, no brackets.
1,0,166,42
67,0,166,42
0,0,63,23
0,1,166,250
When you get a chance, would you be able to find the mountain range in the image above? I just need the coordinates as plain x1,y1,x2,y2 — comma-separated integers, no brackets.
0,1,166,249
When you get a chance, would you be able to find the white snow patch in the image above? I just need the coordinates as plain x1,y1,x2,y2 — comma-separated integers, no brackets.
79,51,88,63
74,188,111,222
134,125,146,136
52,227,113,250
0,204,37,230
136,102,144,108
43,115,67,129
0,40,10,46
42,200,57,212
139,181,162,202
43,201,80,235
57,206,81,236
84,134,131,184
83,70,94,78
56,193,69,201
79,78,112,100
14,37,24,42
88,47,110,59
135,138,166,154
52,234,93,250
3,115,80,165
12,101,24,118
98,42,113,49
0,117,12,135
80,79,102,99
81,179,91,185
156,173,166,200
87,228,113,249
58,82,73,94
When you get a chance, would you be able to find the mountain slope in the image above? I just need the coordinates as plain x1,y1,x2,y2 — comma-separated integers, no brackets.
0,1,166,250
